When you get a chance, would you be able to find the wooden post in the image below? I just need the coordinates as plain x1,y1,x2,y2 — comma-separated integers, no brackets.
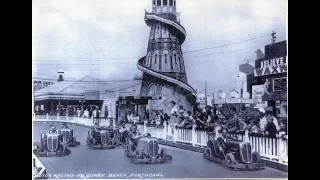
57,113,59,121
143,120,148,134
46,113,49,120
173,123,178,142
66,114,69,122
191,125,197,146
214,126,220,140
162,122,167,140
157,125,160,139
244,129,249,143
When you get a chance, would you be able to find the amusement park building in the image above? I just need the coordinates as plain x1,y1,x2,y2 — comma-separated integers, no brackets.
34,76,158,120
250,40,287,118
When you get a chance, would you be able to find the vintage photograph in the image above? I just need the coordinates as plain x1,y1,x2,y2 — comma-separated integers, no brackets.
32,0,288,179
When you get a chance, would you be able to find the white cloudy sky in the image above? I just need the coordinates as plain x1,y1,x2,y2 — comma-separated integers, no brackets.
32,0,287,93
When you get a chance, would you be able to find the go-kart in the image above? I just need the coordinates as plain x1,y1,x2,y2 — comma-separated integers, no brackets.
124,133,172,164
33,131,71,157
86,126,121,149
58,125,80,147
203,127,265,170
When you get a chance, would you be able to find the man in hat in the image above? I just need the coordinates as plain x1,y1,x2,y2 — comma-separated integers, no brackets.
92,106,101,125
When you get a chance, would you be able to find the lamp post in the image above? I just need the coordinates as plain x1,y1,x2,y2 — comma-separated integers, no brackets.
237,75,244,98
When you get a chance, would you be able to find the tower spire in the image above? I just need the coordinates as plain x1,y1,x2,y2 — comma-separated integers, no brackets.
138,0,195,113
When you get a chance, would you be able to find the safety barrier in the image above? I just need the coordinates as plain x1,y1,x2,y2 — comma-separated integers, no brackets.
33,114,288,166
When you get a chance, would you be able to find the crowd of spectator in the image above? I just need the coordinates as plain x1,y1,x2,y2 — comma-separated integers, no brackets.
140,104,287,138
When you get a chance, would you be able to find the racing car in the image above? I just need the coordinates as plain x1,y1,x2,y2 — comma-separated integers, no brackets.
58,123,80,147
86,124,121,149
33,126,71,157
203,127,265,170
124,133,172,164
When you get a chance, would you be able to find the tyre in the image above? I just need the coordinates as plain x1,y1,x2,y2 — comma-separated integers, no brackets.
160,148,167,158
225,153,237,165
251,151,262,163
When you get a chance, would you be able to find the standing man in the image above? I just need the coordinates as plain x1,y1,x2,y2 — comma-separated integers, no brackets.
126,110,133,123
169,101,179,135
92,106,101,125
259,108,280,132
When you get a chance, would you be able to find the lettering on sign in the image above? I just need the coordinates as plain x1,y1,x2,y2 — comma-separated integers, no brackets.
213,99,226,104
225,99,241,104
254,57,287,77
241,99,253,104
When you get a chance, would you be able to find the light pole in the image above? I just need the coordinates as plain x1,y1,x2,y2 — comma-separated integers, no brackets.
237,75,244,98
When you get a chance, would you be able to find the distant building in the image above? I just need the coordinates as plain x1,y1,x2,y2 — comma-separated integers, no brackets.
34,75,158,121
33,76,55,92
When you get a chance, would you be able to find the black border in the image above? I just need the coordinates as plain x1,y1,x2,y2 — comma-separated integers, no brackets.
11,0,296,179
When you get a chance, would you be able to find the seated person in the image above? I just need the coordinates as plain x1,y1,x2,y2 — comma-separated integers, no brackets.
216,128,229,154
92,123,102,144
47,125,58,134
106,120,116,139
127,124,142,151
119,123,129,142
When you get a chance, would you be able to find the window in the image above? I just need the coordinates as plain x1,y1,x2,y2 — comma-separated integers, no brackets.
153,0,155,5
170,56,173,70
155,54,157,64
165,54,167,63
149,56,152,68
157,26,160,34
159,55,162,70
174,54,177,64
179,56,182,70
157,0,161,6
174,0,176,7
163,0,167,5
169,0,173,6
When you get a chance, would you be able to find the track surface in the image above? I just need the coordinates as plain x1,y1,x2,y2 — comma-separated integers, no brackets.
33,123,288,179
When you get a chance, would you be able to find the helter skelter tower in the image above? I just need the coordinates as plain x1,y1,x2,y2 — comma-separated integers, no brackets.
138,0,196,113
